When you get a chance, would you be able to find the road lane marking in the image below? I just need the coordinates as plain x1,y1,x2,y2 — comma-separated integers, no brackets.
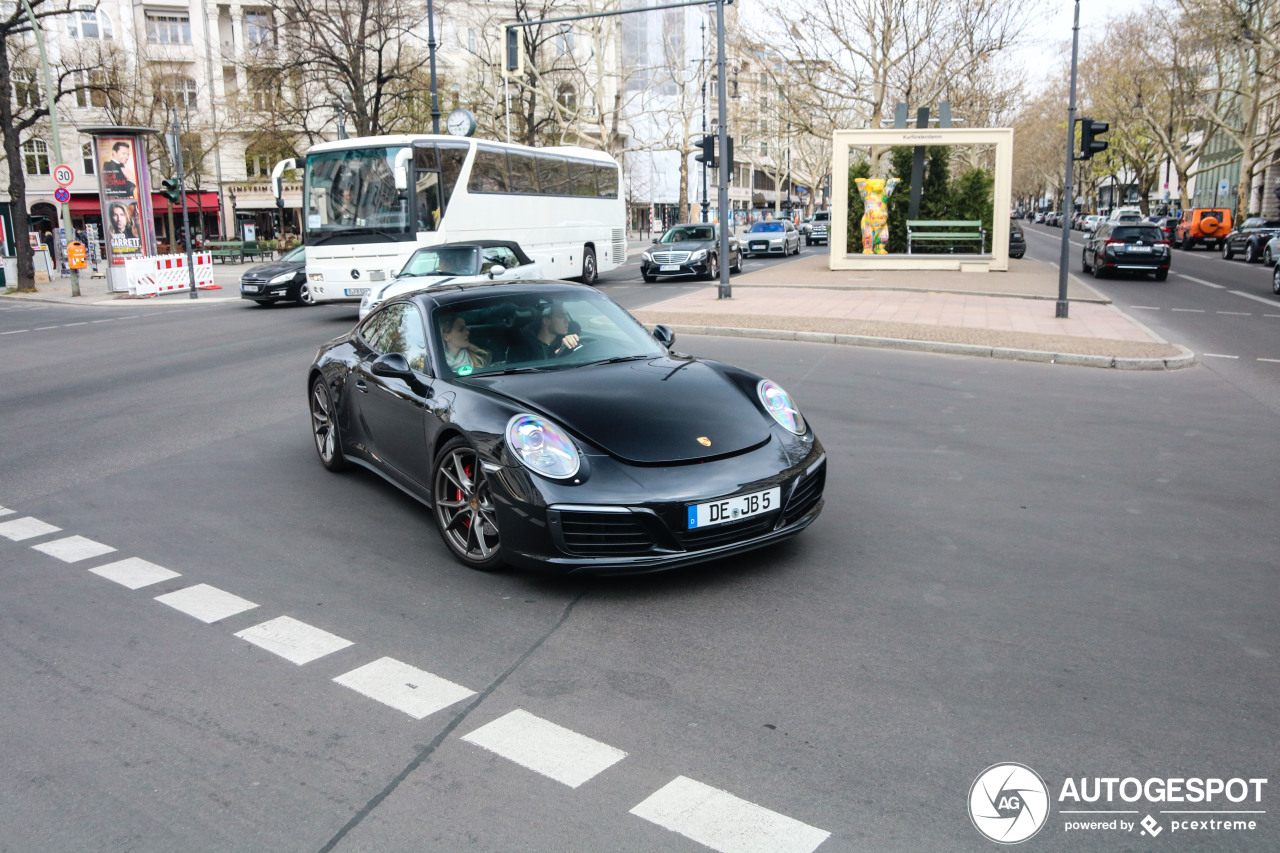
91,319,115,323
90,557,181,589
1202,353,1240,359
31,535,116,562
1217,311,1251,316
333,656,475,719
631,775,831,853
1229,290,1280,307
235,615,354,665
1259,358,1280,363
62,322,88,327
1171,308,1204,313
1130,306,1161,310
32,326,60,331
1175,274,1225,289
462,709,628,789
0,517,62,541
155,583,258,623
0,506,13,517
0,329,30,335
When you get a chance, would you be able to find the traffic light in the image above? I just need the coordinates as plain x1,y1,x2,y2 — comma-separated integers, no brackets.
505,27,522,75
695,135,715,165
1078,118,1109,160
161,177,181,203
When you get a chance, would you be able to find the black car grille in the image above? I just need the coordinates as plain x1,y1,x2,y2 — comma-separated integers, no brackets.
783,465,826,525
558,511,656,556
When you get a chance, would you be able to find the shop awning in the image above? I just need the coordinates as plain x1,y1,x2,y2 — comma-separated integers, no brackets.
152,191,220,212
69,195,101,215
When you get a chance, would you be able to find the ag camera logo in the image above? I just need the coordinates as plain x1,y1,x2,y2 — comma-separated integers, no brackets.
969,763,1050,844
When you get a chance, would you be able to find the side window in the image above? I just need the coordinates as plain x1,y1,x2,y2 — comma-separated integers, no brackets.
596,164,618,199
507,151,539,194
483,246,518,271
467,147,509,193
361,304,428,372
537,155,570,196
568,160,596,196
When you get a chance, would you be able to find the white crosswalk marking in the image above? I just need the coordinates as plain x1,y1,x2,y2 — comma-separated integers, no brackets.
90,557,181,589
333,657,474,719
630,776,831,853
155,584,258,623
235,616,354,665
0,517,62,541
462,709,627,788
0,506,14,517
31,535,117,563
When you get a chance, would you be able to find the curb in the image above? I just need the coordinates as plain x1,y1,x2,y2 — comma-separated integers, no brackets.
0,293,239,307
662,324,1198,371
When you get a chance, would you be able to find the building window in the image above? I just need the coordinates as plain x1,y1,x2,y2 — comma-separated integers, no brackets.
146,12,192,45
555,25,574,58
556,83,576,112
82,142,96,175
73,69,109,108
157,75,198,109
760,142,768,157
248,70,280,111
68,8,113,39
244,10,274,47
13,68,39,109
23,138,50,175
760,120,768,133
467,27,476,52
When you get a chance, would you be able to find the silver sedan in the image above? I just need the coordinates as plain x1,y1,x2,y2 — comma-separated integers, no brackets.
741,220,801,257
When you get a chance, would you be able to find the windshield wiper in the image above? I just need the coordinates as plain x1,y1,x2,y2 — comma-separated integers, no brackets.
307,226,404,245
581,354,653,367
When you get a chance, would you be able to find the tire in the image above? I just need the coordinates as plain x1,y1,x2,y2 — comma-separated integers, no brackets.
1245,242,1258,263
642,273,656,283
1222,241,1234,260
731,252,742,274
1181,234,1193,250
1265,246,1274,266
578,246,598,285
1273,266,1280,295
1081,249,1093,273
297,283,315,305
310,376,348,472
1092,257,1105,278
705,254,719,281
432,437,503,571
1154,269,1169,281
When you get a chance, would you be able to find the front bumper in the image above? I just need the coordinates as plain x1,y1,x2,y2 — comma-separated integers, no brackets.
744,240,788,255
240,277,301,301
490,438,826,575
641,257,714,278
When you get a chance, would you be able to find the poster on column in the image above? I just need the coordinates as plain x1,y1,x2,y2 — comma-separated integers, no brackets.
97,137,145,265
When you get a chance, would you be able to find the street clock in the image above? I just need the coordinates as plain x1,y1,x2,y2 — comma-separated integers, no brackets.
447,108,477,138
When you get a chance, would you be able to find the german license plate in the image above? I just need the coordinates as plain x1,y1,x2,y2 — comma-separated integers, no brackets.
751,242,768,251
241,284,260,292
687,487,780,529
1127,246,1152,253
659,264,680,271
345,287,370,296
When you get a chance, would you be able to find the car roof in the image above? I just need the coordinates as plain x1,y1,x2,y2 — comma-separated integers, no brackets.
409,279,597,307
409,240,533,266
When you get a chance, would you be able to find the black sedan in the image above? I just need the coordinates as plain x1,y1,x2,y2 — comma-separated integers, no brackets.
240,245,310,305
307,281,826,575
640,224,742,282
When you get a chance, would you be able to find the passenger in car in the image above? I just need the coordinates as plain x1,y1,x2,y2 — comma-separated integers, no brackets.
438,313,489,375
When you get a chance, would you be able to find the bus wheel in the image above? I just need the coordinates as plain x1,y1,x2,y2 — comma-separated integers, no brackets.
578,247,598,285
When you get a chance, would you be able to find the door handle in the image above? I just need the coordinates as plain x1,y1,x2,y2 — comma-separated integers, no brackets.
355,379,368,393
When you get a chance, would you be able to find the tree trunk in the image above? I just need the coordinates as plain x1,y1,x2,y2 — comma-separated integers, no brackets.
0,38,36,291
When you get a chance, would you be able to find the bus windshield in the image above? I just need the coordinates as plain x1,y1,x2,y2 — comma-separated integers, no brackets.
305,146,412,243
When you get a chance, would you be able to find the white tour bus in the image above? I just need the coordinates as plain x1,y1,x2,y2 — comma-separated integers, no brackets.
274,135,627,304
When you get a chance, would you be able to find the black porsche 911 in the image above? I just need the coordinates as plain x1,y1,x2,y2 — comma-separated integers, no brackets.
307,281,826,575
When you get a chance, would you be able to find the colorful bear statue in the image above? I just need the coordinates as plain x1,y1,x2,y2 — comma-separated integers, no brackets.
855,177,899,254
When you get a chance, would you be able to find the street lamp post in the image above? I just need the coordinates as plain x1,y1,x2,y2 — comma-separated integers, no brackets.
1056,0,1081,319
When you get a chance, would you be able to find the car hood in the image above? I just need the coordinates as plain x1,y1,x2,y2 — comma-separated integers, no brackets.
465,357,771,464
373,273,482,299
243,260,303,280
649,239,723,252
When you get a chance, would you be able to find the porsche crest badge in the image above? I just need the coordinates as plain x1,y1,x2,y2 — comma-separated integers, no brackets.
697,436,712,446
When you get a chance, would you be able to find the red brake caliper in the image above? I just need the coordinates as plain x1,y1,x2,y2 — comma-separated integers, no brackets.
460,464,472,528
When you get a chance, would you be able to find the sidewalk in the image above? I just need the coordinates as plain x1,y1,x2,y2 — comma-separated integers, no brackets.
0,259,260,306
629,250,1194,370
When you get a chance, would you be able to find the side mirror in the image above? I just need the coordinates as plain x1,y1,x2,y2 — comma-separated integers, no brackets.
487,264,506,279
652,324,676,349
652,237,659,243
371,352,414,379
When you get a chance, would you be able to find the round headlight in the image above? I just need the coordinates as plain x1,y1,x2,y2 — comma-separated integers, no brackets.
506,414,580,479
757,379,806,435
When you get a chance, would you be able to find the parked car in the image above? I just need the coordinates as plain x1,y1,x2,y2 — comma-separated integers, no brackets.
1272,262,1280,294
1009,218,1026,259
358,241,542,320
1083,215,1104,233
1034,212,1046,224
307,280,826,573
1175,208,1233,250
742,220,801,256
240,245,310,306
1156,217,1178,244
1262,234,1280,265
640,223,741,282
1221,217,1280,263
1082,220,1170,280
806,210,830,246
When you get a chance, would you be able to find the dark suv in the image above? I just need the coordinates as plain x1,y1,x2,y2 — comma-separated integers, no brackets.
1222,217,1280,263
806,210,830,246
1082,221,1170,280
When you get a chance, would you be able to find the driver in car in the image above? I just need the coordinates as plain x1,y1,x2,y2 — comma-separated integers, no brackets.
517,301,581,360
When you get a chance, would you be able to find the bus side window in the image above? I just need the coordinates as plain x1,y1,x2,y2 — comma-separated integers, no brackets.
468,147,509,194
596,165,618,198
569,161,597,197
508,151,538,194
537,155,570,196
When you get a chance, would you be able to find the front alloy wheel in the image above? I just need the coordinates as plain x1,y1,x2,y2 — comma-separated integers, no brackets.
433,438,503,571
1273,265,1280,295
310,377,348,471
705,254,718,281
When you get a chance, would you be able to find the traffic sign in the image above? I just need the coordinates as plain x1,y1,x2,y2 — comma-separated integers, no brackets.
53,187,70,204
53,164,74,187
1218,179,1230,196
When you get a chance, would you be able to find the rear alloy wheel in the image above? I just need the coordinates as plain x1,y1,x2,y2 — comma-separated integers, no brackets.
1092,257,1106,278
433,437,503,571
1081,249,1093,273
1273,265,1280,295
1154,269,1169,282
1245,242,1258,263
578,247,598,285
310,377,348,472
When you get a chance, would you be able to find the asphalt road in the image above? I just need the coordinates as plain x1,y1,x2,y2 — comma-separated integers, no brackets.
1,257,1277,852
1024,222,1280,413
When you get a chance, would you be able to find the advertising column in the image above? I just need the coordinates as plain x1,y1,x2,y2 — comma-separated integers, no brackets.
93,132,157,292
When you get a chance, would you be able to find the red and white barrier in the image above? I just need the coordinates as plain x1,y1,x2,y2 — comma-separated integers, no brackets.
124,252,218,296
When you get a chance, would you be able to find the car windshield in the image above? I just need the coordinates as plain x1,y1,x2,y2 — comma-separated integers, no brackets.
748,222,784,232
1109,226,1163,243
432,289,665,377
814,213,829,222
280,245,305,263
660,225,715,243
400,246,482,277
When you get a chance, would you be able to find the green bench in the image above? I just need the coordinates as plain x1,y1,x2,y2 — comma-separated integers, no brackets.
906,220,986,255
241,240,272,262
206,241,244,263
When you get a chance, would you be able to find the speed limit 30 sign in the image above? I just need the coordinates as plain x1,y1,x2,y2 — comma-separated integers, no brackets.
53,164,74,186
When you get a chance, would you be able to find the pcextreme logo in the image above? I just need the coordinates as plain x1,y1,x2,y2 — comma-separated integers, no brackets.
969,764,1268,844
